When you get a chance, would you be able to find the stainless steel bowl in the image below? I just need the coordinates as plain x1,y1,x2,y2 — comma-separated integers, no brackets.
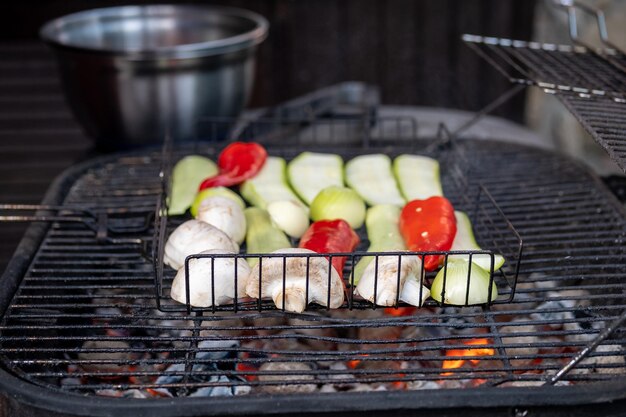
40,5,268,149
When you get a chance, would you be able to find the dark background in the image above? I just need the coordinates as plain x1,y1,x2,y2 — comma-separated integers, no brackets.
0,0,536,121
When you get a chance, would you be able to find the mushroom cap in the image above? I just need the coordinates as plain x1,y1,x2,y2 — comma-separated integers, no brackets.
355,253,425,306
164,219,239,270
245,248,344,312
196,196,247,244
170,249,250,307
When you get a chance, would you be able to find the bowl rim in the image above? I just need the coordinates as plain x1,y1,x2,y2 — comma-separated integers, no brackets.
39,4,269,59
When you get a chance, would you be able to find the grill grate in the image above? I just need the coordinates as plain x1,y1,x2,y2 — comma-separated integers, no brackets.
0,138,625,398
463,34,626,173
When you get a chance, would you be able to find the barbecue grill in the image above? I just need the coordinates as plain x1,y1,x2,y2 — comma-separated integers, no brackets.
1,2,626,416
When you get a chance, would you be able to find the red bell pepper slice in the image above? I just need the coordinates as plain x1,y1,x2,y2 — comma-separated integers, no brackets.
199,142,267,189
399,196,457,271
298,219,360,278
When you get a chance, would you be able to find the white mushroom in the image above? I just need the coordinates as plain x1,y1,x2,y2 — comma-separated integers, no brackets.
245,248,344,313
196,196,246,244
170,249,250,307
164,219,238,270
355,254,429,307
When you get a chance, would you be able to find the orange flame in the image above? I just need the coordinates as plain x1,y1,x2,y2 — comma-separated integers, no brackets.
441,338,495,376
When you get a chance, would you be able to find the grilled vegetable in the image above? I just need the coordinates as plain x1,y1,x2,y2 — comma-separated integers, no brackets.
199,142,267,189
353,205,406,284
240,157,304,209
164,220,239,270
244,207,291,267
287,152,344,205
170,249,250,307
241,157,308,236
168,156,218,215
345,154,405,206
266,200,309,238
430,259,498,305
245,248,345,313
393,155,443,201
298,219,360,278
451,211,505,271
190,187,245,217
309,186,366,229
196,196,246,245
399,196,457,271
355,254,430,307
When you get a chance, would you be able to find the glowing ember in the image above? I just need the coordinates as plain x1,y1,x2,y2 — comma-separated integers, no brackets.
384,307,417,317
347,354,370,369
235,363,258,381
441,338,495,376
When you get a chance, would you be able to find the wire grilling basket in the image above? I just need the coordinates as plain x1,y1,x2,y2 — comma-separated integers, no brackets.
152,116,523,314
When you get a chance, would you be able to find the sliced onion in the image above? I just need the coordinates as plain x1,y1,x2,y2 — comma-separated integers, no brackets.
309,186,366,229
430,260,498,305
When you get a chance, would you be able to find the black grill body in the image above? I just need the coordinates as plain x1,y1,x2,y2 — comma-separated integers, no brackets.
1,138,626,416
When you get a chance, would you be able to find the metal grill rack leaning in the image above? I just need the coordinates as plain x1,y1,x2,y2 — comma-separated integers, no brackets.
152,116,524,314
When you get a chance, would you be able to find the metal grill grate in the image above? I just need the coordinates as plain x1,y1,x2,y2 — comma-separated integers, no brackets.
0,138,625,398
463,34,626,173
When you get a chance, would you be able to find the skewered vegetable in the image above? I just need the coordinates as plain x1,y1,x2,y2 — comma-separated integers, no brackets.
245,248,345,313
244,207,291,267
168,156,218,215
399,196,457,271
199,142,267,189
196,196,246,245
451,211,505,271
355,254,430,307
170,249,250,307
164,220,238,270
353,205,406,284
190,187,245,217
298,219,360,278
287,152,344,205
345,154,405,206
430,259,498,305
393,154,443,201
309,186,366,229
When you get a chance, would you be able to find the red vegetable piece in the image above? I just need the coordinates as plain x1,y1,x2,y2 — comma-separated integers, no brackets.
399,196,457,271
298,219,360,278
199,142,267,189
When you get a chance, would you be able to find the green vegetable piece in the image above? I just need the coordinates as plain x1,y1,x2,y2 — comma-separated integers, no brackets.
345,154,405,206
450,211,505,271
309,186,366,229
393,154,443,201
244,207,291,267
353,205,406,284
240,157,304,209
430,259,498,305
287,152,344,205
168,155,218,215
190,187,246,217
